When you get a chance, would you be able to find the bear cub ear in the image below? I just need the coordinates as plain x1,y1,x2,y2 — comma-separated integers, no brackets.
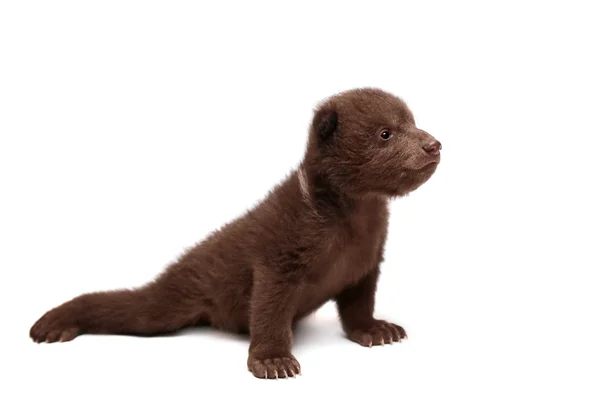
312,108,338,143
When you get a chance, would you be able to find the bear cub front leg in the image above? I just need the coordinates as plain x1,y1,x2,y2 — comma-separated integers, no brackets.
247,272,302,379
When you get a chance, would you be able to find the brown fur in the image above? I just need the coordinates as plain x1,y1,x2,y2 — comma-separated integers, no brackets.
30,88,442,379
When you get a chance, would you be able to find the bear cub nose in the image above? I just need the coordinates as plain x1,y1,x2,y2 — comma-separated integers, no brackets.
423,140,442,156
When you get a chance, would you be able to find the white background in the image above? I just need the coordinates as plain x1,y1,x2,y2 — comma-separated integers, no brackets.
1,1,599,399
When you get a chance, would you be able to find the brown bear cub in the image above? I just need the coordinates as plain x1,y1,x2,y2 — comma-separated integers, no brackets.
30,88,442,379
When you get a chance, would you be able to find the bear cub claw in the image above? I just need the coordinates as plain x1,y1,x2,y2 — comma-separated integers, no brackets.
348,320,407,347
248,355,301,379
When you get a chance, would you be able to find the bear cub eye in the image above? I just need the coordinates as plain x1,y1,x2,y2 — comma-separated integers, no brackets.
380,130,392,140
